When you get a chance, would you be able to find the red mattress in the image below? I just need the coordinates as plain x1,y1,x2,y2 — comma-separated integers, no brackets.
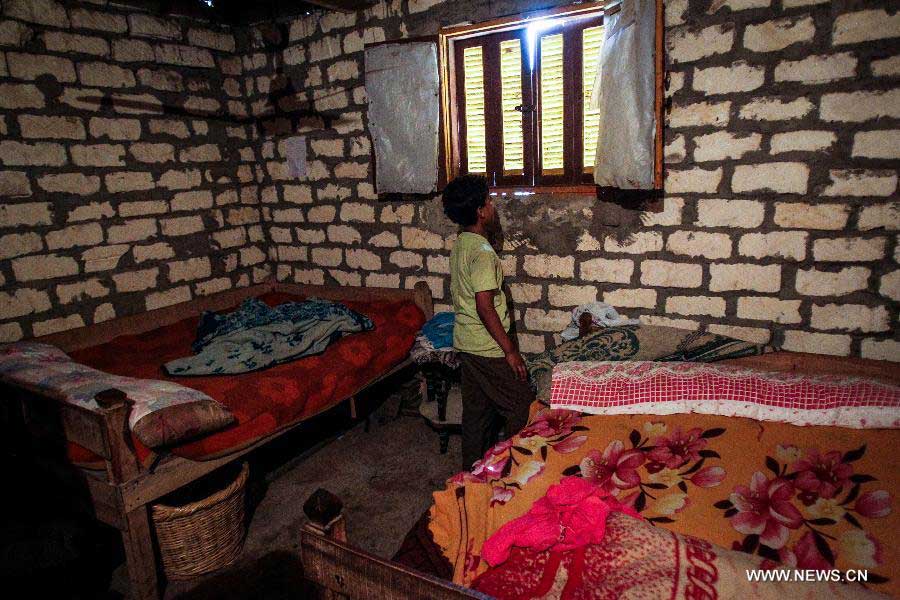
68,293,425,464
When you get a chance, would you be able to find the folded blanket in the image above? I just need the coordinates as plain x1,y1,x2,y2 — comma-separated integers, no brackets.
165,297,373,376
422,311,455,349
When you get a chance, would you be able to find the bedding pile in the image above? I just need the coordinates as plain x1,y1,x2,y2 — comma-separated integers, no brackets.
164,297,373,376
429,364,900,596
526,324,772,403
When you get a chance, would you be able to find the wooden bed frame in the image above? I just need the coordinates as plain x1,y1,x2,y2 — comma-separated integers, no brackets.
1,280,433,600
298,350,900,599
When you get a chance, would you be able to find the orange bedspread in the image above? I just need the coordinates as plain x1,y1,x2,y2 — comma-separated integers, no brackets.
430,404,899,596
69,292,425,463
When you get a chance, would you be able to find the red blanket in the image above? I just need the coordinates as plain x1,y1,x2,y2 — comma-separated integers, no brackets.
69,293,425,463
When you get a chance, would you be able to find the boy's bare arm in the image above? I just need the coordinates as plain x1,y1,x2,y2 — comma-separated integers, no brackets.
475,289,527,380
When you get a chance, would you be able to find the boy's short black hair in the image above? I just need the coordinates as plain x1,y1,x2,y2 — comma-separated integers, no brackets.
442,174,489,226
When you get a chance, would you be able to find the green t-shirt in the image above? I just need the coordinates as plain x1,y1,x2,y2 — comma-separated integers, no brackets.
450,231,510,358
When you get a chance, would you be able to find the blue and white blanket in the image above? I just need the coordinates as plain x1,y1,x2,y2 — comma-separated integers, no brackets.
164,297,374,376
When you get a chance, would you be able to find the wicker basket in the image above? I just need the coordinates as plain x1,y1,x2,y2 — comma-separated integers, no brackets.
151,462,249,580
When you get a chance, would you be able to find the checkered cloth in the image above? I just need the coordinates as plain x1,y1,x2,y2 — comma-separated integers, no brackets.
550,361,900,429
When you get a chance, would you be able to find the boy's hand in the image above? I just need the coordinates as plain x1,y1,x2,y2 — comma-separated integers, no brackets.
505,350,528,381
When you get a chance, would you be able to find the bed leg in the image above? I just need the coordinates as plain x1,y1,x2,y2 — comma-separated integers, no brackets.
121,504,160,600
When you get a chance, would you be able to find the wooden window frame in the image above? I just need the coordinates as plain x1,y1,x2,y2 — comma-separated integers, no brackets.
439,0,664,194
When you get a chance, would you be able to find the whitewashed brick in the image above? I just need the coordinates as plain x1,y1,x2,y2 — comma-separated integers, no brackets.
311,247,341,268
82,244,129,272
603,288,658,309
820,89,900,122
796,266,870,296
693,131,761,162
146,287,191,311
328,225,361,244
811,303,889,333
7,52,75,82
739,97,814,121
45,223,103,250
0,323,22,343
510,283,542,304
188,28,235,52
296,229,326,244
697,199,764,228
604,232,663,254
369,231,399,247
307,205,336,223
56,279,109,305
382,205,415,224
665,134,686,163
0,202,52,227
733,162,808,194
365,272,399,288
852,130,900,160
0,141,66,166
774,203,848,230
119,201,167,217
738,231,807,261
0,171,32,197
38,173,99,195
12,254,79,281
667,231,731,259
833,9,900,46
872,56,900,78
666,295,726,317
524,308,570,332
694,62,764,94
70,8,127,33
640,260,702,288
823,170,897,197
0,232,42,259
668,101,731,128
858,203,899,231
113,39,154,63
707,324,771,344
161,216,204,236
159,169,202,190
708,0,771,11
548,285,597,307
108,219,158,244
770,130,836,154
775,53,856,84
340,202,375,223
427,255,450,274
524,255,575,279
737,297,802,324
517,333,546,355
155,44,215,69
71,144,126,167
345,249,381,270
860,339,900,363
813,237,886,262
667,24,734,63
580,258,634,284
19,115,85,140
389,251,423,269
0,83,43,109
781,331,851,356
402,227,443,250
78,62,134,88
180,144,221,163
666,167,722,194
744,16,814,52
90,118,142,141
710,263,780,292
0,289,50,319
68,201,113,223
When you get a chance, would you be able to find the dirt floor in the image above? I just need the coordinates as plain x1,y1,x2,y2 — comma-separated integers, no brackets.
3,370,463,599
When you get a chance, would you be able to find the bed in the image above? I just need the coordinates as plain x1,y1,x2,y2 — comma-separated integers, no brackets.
428,355,900,598
297,345,899,599
0,280,432,600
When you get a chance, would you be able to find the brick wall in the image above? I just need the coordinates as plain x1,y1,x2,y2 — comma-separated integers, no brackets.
0,0,268,341
2,0,897,363
257,0,899,362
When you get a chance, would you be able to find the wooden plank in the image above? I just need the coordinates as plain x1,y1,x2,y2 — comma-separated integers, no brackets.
301,532,491,600
121,505,160,600
723,351,900,385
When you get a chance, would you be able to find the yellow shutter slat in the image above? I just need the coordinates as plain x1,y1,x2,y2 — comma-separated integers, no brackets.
582,25,604,170
540,33,565,174
499,39,524,175
463,46,487,174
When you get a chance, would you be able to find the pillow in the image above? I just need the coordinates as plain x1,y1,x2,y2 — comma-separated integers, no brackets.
550,361,900,429
0,342,234,449
526,324,773,402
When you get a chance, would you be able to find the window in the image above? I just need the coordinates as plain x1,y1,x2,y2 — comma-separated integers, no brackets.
439,0,663,193
442,6,607,188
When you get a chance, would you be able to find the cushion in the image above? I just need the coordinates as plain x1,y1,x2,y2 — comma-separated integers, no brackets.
550,361,900,429
0,342,234,449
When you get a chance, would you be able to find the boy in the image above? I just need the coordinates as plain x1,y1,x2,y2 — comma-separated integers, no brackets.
442,174,535,469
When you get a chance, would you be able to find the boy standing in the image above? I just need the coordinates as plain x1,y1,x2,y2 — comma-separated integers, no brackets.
442,175,535,469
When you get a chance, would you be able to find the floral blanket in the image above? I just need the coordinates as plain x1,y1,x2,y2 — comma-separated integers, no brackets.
429,407,899,596
526,325,772,403
164,297,373,376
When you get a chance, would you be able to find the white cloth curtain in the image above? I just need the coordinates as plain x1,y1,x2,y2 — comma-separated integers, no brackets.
592,0,656,189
